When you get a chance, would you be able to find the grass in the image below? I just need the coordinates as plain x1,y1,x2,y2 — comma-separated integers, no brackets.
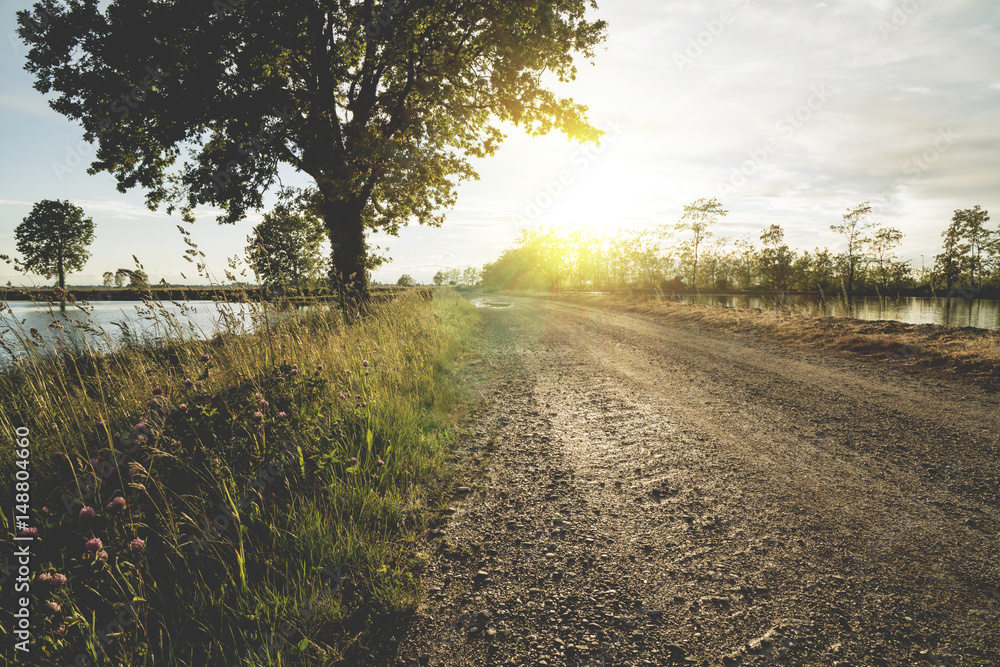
0,286,479,665
555,292,1000,387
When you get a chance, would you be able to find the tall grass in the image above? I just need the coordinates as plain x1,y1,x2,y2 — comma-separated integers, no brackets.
0,287,478,665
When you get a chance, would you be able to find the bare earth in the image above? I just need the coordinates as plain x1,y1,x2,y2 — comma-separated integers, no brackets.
375,294,1000,667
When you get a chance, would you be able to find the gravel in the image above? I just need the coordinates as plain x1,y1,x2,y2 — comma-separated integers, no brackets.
366,294,1000,667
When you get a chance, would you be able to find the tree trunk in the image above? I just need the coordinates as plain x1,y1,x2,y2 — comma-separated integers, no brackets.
319,197,369,308
57,252,65,289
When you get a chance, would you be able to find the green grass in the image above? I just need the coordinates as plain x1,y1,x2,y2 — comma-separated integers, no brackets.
0,287,479,665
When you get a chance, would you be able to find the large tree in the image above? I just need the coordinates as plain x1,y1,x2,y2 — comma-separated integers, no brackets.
18,0,607,301
15,199,95,289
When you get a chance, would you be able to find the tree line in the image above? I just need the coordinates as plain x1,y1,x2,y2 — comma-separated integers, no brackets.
480,200,997,295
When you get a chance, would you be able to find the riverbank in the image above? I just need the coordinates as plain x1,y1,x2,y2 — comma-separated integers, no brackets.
0,289,479,665
557,292,1000,389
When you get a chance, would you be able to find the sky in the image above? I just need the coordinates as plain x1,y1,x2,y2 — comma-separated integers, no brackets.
1,0,998,286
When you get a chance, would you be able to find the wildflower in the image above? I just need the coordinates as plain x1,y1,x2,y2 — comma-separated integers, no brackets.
78,506,96,520
96,549,109,560
339,392,348,400
178,403,188,411
183,378,194,388
84,537,103,553
277,411,287,419
290,367,299,376
361,360,368,368
254,392,263,399
46,602,61,614
96,419,107,429
90,457,100,467
134,422,149,434
259,399,269,409
350,457,358,464
253,411,263,421
377,459,385,466
19,527,38,538
152,387,163,395
42,506,52,517
106,497,127,513
200,353,211,362
129,537,146,554
54,624,67,636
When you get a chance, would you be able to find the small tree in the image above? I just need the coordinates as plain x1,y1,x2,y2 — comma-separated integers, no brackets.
117,269,149,288
432,270,448,286
102,271,114,287
675,198,727,288
757,224,795,290
830,202,874,294
14,199,95,289
246,194,328,293
397,274,416,287
870,226,904,291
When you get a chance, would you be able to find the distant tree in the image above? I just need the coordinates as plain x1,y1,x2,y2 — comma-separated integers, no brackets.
432,270,448,286
397,274,417,287
246,193,328,292
870,226,904,291
733,236,757,290
461,266,481,287
14,199,95,289
757,224,795,290
113,269,127,288
675,198,727,288
18,0,607,302
935,206,994,290
102,271,114,287
830,201,874,294
118,269,149,288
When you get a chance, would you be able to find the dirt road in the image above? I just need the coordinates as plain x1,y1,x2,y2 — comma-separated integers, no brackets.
380,294,1000,667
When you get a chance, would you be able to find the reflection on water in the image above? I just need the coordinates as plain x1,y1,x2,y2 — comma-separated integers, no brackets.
668,293,1000,330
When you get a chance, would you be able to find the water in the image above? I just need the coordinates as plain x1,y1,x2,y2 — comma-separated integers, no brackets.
0,300,262,363
668,293,1000,330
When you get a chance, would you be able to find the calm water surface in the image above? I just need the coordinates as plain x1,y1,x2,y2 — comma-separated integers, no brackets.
0,300,268,362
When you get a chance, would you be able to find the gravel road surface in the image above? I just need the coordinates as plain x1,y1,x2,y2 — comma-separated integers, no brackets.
377,294,1000,667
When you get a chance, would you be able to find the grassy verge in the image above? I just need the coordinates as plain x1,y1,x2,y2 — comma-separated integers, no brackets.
555,292,1000,388
1,288,479,665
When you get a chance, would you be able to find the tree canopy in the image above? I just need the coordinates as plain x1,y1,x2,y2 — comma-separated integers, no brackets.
18,0,607,300
15,199,95,288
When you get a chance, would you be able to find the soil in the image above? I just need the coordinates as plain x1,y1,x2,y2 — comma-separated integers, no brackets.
368,294,1000,667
